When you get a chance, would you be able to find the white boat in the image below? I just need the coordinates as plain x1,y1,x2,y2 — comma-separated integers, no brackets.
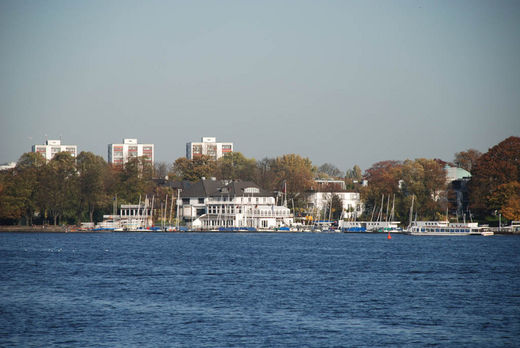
404,195,486,236
339,220,402,233
406,221,482,236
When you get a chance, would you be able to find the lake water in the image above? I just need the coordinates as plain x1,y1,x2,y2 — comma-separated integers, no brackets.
1,232,519,347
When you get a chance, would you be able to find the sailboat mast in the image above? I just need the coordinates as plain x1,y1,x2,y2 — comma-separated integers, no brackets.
390,194,395,222
169,193,174,226
378,195,384,222
385,194,390,222
408,195,414,229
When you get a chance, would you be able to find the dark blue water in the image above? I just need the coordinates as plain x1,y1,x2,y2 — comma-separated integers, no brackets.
1,233,519,347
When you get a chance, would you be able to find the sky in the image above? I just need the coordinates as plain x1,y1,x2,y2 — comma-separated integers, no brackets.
1,0,519,172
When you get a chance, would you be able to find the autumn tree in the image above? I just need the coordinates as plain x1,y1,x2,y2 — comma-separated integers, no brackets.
361,159,447,224
487,181,520,220
454,149,482,172
361,161,402,215
469,136,520,218
502,195,520,221
270,154,315,194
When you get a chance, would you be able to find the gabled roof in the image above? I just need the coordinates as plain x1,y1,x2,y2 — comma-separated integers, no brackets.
209,180,271,197
180,179,272,198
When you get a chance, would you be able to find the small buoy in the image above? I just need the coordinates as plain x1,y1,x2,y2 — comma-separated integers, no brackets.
387,233,392,240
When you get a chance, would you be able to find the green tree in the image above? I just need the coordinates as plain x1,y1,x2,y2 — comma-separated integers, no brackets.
345,165,362,181
170,155,216,182
38,152,78,225
326,193,343,220
0,169,25,224
77,151,109,222
318,163,344,178
400,158,446,220
215,152,257,181
16,152,46,225
118,156,154,204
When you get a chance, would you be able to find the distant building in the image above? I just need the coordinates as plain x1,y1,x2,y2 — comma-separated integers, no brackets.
306,179,364,219
0,162,16,171
307,192,363,219
32,140,77,161
108,138,154,166
186,137,233,160
445,165,472,218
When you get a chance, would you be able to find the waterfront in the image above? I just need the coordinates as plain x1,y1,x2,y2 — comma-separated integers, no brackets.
1,232,519,347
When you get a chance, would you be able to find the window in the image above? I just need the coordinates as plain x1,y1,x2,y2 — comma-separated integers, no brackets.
182,198,189,205
198,198,204,204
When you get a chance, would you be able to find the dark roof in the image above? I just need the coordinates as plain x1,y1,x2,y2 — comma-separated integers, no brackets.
180,179,272,198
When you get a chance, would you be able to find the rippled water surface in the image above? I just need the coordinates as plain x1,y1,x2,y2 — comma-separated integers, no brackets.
1,232,519,347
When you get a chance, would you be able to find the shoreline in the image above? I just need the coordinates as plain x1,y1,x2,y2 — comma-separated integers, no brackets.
1,225,519,235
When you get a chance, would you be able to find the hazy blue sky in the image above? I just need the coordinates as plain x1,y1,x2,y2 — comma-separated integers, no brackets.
1,0,519,171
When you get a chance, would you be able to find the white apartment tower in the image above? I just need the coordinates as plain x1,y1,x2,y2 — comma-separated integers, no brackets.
108,138,154,166
32,140,77,161
186,137,233,160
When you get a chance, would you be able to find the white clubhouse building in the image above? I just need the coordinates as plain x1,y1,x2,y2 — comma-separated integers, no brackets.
179,179,293,230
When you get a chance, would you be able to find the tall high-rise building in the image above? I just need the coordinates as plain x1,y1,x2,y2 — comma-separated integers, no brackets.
186,137,233,160
108,138,154,166
32,140,77,161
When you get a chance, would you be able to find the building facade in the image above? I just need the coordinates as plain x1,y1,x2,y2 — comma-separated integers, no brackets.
186,137,233,160
307,191,364,219
32,140,77,161
108,138,154,166
95,203,153,230
445,165,472,218
178,178,293,230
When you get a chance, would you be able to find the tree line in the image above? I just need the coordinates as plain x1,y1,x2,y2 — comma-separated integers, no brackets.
0,136,518,226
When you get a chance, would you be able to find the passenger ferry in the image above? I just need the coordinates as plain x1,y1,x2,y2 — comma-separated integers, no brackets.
406,221,483,236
